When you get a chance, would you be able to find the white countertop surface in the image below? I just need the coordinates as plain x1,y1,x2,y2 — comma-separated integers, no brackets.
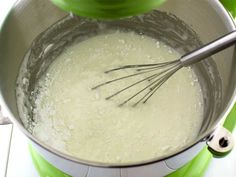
0,0,236,177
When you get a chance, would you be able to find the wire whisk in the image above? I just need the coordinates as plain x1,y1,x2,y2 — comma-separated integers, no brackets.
92,31,236,106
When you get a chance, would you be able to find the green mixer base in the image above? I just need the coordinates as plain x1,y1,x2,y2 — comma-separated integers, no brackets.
29,145,71,177
166,147,212,177
29,145,212,177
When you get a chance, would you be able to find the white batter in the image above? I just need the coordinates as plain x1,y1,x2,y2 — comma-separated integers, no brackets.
32,31,203,163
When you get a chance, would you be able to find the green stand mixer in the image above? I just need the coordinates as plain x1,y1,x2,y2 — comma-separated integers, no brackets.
50,0,236,19
27,0,236,177
0,0,235,177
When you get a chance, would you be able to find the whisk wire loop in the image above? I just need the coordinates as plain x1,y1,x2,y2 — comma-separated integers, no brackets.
93,60,181,106
92,31,236,106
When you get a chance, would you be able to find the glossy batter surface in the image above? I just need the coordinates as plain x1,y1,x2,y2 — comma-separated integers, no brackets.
31,32,203,163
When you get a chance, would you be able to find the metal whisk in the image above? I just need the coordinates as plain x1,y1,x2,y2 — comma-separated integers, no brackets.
92,31,236,106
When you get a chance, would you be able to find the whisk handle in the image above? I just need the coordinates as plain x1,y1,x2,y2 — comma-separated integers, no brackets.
180,30,236,66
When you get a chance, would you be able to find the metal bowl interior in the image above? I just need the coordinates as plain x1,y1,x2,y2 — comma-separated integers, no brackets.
0,0,236,167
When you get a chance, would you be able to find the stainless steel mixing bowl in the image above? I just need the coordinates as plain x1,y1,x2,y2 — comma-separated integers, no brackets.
0,0,236,176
